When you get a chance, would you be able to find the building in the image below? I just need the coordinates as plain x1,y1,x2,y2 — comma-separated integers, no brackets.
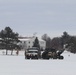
18,36,46,50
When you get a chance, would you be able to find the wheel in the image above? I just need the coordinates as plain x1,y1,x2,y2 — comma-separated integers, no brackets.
58,56,64,59
42,51,48,59
25,55,30,59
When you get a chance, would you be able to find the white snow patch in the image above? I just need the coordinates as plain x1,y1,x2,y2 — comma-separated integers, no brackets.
0,50,76,75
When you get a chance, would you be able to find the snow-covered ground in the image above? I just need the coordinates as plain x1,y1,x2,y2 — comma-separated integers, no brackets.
0,50,76,75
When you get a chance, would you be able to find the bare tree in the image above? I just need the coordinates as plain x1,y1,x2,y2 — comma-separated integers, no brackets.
42,34,51,48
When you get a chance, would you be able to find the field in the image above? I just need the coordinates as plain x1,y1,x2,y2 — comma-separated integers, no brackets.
0,50,76,75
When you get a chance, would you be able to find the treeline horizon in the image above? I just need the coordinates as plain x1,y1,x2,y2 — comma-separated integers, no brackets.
42,32,76,54
0,26,76,54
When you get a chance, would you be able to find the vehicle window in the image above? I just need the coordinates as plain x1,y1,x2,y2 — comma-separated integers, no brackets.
28,51,38,53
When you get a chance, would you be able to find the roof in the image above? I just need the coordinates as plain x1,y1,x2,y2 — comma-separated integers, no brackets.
18,36,45,42
19,39,30,41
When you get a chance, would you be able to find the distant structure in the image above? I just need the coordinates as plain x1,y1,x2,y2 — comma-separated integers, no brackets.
18,36,46,50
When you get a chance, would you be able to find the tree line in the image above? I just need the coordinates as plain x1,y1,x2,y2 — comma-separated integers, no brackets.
42,32,76,53
0,26,76,55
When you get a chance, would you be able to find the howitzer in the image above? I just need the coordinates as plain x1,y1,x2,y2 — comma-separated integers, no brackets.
42,48,64,59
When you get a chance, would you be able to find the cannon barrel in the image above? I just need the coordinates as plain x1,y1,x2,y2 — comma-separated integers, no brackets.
57,49,64,56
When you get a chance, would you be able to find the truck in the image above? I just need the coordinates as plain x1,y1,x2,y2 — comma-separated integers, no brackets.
25,47,41,59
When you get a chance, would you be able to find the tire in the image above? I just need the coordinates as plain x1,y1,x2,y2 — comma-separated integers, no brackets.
58,56,64,59
25,55,30,59
42,52,48,59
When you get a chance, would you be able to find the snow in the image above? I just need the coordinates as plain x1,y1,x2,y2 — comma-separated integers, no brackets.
0,50,76,75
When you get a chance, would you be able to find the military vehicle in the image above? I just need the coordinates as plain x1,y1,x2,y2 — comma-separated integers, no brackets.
25,47,64,60
42,48,64,59
25,47,41,59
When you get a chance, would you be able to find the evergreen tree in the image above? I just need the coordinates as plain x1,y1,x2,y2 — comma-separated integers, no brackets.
61,31,70,48
0,26,20,55
33,37,40,49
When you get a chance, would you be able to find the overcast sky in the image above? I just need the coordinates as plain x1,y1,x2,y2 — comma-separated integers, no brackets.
0,0,76,38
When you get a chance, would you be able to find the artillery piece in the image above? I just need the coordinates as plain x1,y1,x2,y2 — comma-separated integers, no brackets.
42,48,64,59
